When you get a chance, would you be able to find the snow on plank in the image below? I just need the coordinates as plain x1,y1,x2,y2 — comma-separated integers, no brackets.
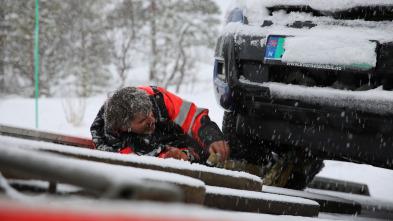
307,188,393,220
0,124,94,148
204,186,320,217
307,176,370,196
262,186,361,214
0,144,206,204
0,132,262,192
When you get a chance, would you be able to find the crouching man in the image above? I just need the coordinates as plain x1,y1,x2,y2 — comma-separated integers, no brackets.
90,86,229,164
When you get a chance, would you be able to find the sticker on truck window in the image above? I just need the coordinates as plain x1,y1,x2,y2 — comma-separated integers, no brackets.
264,36,285,60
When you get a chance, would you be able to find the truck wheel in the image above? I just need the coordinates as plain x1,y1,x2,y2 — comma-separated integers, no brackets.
285,158,325,190
222,111,252,162
222,111,272,165
222,111,245,151
222,111,324,190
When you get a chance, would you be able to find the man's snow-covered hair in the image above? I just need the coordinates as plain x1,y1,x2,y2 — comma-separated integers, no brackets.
105,87,152,131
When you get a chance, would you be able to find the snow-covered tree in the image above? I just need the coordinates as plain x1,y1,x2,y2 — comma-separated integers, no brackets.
144,0,220,91
164,0,221,91
106,0,147,89
0,5,6,93
1,0,38,97
56,0,112,97
1,0,112,97
0,0,220,96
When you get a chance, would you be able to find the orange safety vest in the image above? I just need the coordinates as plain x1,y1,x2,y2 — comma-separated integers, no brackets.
138,86,209,150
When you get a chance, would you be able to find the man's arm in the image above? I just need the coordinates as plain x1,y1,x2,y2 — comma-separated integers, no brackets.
164,147,189,161
208,140,230,163
196,115,230,162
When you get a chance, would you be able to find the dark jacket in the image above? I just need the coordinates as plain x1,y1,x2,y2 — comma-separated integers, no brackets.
90,86,224,163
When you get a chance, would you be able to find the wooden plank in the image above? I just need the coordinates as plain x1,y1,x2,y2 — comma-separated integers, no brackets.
42,148,262,192
0,124,94,149
0,125,263,192
204,186,320,217
0,145,206,204
262,186,362,214
41,148,262,192
307,188,393,220
307,176,370,196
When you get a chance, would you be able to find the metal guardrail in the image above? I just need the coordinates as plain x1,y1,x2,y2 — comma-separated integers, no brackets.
0,145,181,202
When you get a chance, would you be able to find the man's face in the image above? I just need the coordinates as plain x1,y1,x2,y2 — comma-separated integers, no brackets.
130,110,156,134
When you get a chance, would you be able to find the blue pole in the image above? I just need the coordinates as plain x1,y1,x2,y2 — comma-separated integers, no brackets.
35,0,39,128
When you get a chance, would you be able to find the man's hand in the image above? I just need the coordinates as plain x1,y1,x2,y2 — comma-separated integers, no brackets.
208,141,230,162
165,147,189,161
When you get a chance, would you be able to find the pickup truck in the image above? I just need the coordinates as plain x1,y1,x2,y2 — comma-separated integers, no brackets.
213,0,393,189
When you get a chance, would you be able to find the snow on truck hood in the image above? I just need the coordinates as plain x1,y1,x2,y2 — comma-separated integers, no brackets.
243,0,393,11
220,1,393,71
222,0,393,43
222,13,393,44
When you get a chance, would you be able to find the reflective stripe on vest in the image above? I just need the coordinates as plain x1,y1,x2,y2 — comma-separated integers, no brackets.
187,108,207,136
173,100,193,127
173,100,207,136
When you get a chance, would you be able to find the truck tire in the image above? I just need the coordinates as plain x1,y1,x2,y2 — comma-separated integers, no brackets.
222,111,324,190
285,158,325,190
222,111,272,166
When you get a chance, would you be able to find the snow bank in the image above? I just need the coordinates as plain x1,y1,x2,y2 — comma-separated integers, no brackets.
0,96,106,138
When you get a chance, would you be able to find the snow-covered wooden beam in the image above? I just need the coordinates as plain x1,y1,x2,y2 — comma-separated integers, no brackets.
308,176,370,196
0,126,263,192
0,124,94,149
263,186,361,214
0,145,206,204
205,186,320,217
39,146,263,192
